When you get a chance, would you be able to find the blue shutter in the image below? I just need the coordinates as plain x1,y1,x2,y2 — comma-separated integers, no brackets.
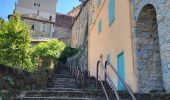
108,0,115,26
98,19,102,33
97,0,101,8
106,54,110,64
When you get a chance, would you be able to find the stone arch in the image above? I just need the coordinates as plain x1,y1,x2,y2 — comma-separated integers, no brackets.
135,4,163,93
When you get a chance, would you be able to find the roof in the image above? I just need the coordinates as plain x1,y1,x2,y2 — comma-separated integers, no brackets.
67,4,82,14
8,14,55,24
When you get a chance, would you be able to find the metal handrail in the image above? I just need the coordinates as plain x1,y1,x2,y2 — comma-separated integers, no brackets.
97,60,120,100
98,76,110,100
105,61,136,100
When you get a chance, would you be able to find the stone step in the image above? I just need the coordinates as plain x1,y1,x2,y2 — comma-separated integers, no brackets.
47,84,77,87
52,76,75,78
12,97,102,100
47,82,76,85
52,74,73,77
13,97,131,100
46,88,81,91
23,91,131,99
52,75,75,79
45,88,113,92
48,78,77,82
47,85,78,88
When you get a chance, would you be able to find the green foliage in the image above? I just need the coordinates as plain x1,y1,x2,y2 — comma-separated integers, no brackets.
0,12,33,71
0,12,78,72
32,39,66,59
58,46,78,63
32,39,78,66
31,39,67,67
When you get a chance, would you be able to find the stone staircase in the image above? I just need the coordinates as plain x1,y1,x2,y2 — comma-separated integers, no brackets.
12,67,132,100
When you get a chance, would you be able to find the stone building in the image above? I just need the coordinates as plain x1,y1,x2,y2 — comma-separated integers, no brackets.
68,0,170,94
68,5,81,17
15,0,57,39
53,13,74,46
14,0,75,46
71,4,89,49
131,0,170,93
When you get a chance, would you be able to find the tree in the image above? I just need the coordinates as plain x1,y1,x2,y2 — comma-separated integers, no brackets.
0,12,33,71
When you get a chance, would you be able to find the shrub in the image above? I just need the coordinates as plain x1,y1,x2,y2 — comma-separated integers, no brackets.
31,39,67,68
0,12,33,72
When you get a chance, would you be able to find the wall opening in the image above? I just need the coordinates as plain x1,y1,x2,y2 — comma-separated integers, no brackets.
135,4,163,93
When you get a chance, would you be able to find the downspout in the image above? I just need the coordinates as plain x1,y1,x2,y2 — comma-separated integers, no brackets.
129,0,137,93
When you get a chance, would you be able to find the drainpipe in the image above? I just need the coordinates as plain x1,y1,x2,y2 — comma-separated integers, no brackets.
129,0,137,93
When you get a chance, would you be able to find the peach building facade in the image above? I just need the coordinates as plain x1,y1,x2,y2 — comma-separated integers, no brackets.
87,0,137,92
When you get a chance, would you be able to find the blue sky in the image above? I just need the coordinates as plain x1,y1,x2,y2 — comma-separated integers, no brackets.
0,0,81,20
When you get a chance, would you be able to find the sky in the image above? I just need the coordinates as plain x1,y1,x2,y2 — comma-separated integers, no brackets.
0,0,81,20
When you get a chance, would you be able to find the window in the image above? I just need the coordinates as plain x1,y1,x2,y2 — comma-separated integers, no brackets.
97,0,101,8
43,23,45,32
49,16,52,21
31,24,34,30
98,19,102,33
34,3,36,6
34,3,40,7
108,0,115,26
106,54,110,64
37,10,39,16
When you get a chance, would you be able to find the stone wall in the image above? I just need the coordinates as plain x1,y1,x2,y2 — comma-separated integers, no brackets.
67,1,89,73
53,13,74,46
131,0,170,93
52,27,71,46
71,2,89,49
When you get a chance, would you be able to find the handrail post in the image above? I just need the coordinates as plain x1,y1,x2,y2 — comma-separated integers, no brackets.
105,61,107,81
96,61,99,92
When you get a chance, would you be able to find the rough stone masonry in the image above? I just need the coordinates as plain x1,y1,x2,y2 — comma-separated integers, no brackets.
131,0,170,93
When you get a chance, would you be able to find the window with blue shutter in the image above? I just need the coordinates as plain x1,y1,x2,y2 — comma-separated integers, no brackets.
108,0,115,26
106,54,111,64
98,19,102,33
97,0,101,8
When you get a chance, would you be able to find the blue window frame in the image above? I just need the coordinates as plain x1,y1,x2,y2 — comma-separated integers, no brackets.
98,19,102,33
108,0,115,26
97,0,101,8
